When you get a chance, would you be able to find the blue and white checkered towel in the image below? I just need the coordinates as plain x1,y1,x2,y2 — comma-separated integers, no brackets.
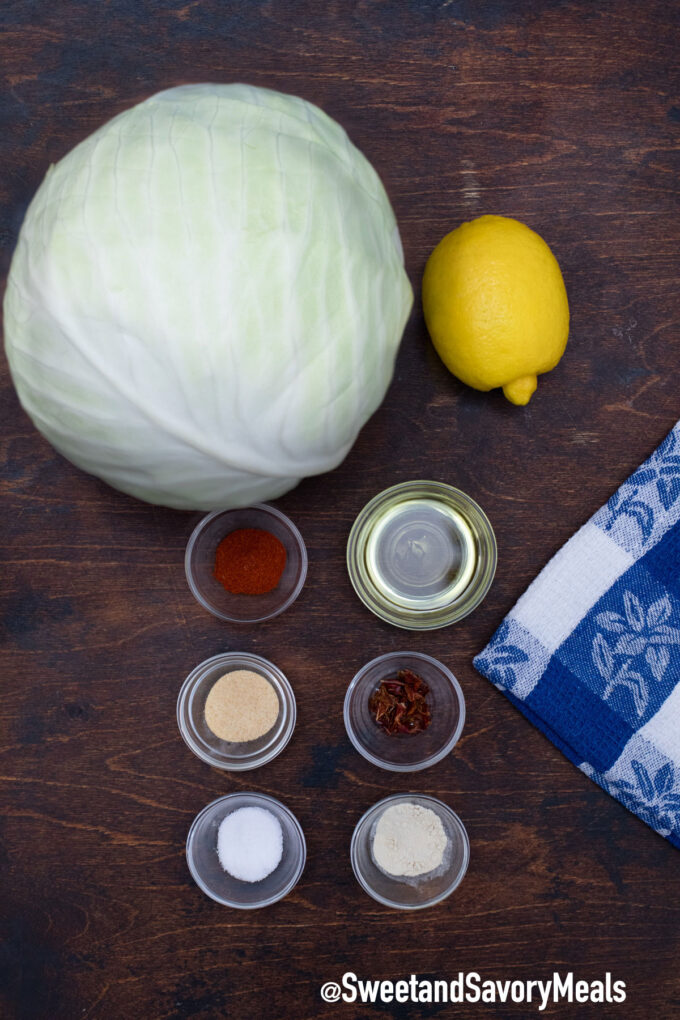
474,422,680,848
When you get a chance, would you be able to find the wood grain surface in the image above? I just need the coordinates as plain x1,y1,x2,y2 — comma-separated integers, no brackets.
2,2,680,1018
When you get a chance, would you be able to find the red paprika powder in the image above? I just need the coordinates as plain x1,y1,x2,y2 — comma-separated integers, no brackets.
214,528,286,595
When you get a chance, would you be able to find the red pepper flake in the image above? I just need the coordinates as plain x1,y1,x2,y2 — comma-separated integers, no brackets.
368,668,432,736
214,528,286,595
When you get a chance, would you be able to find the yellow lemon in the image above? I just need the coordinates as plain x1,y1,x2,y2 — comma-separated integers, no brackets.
422,215,569,405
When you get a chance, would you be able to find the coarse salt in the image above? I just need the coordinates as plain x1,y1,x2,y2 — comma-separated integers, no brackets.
217,806,283,882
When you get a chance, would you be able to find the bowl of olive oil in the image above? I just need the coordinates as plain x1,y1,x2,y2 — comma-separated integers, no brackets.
347,481,496,630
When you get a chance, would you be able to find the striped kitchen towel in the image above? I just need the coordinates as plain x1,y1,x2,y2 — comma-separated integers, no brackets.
474,422,680,848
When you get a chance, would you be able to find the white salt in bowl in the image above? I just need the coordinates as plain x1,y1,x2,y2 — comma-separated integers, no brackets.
350,793,469,910
186,792,306,908
177,652,296,771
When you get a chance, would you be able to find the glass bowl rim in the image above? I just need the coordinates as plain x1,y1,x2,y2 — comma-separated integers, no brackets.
346,480,497,630
185,504,308,623
343,650,466,772
350,792,470,910
177,651,297,771
186,791,307,908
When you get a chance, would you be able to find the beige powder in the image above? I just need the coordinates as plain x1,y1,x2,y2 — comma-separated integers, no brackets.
372,802,447,877
204,669,279,742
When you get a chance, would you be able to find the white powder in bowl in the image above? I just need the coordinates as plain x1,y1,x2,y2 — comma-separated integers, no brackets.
217,806,283,882
372,802,447,878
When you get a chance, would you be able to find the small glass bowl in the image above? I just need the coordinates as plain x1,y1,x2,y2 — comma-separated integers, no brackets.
177,652,296,771
350,793,470,910
344,651,465,772
185,505,308,623
347,480,497,630
186,792,306,908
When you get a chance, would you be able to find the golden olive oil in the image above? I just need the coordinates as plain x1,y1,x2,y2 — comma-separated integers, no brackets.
347,481,497,630
365,497,477,611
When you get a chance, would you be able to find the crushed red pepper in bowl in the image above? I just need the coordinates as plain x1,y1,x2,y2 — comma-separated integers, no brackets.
368,669,432,736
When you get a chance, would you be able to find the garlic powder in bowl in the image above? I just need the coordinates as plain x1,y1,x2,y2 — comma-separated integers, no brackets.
350,793,469,910
372,802,448,878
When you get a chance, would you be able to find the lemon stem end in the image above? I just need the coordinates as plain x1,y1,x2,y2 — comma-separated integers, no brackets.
503,375,537,405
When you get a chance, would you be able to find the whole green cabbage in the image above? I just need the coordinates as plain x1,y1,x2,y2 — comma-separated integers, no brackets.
4,84,412,509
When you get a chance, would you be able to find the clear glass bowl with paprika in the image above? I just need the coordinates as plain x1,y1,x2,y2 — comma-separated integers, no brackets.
185,505,308,623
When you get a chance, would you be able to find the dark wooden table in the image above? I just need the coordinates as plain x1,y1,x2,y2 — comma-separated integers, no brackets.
2,2,679,1018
